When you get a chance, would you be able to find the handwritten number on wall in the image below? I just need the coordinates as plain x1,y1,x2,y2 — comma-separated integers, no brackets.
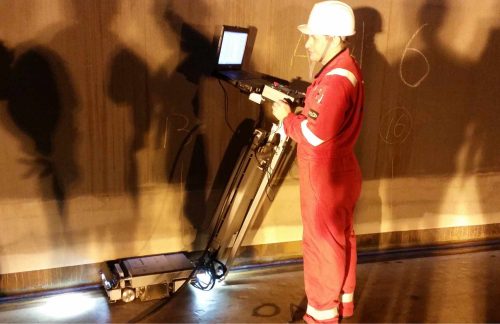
399,23,430,88
379,107,413,144
164,113,192,148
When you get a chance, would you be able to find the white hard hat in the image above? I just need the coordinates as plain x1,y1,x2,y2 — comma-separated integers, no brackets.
298,1,356,36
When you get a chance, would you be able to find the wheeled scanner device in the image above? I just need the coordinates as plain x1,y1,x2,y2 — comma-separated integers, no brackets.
100,82,304,303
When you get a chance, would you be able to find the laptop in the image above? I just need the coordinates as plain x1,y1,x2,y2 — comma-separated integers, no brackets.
213,25,264,86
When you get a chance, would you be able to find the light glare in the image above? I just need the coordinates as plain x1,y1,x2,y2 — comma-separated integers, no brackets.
38,292,97,319
196,271,212,286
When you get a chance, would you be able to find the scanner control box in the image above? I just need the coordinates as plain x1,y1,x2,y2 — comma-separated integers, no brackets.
100,252,194,303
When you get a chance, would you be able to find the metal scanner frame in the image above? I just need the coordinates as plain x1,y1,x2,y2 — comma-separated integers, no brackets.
207,122,293,272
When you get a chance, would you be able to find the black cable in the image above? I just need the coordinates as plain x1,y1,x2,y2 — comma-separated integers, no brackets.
218,79,236,133
167,123,200,182
188,131,272,289
190,252,227,291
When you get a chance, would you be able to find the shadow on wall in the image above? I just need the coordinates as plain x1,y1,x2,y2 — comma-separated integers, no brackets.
108,40,152,209
154,4,215,248
372,0,500,179
0,42,79,219
371,0,500,234
366,1,457,321
160,9,261,251
107,1,261,253
0,0,257,268
0,0,144,265
474,28,500,322
472,25,500,324
0,41,13,297
472,28,500,175
0,32,82,276
157,3,267,251
351,6,389,181
350,6,387,249
355,0,500,322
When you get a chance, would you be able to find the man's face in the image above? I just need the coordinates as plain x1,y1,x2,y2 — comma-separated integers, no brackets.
305,35,332,63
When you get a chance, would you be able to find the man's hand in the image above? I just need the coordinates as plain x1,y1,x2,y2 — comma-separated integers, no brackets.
272,100,292,121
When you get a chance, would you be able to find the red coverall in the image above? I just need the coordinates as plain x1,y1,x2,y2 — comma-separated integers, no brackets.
283,48,364,321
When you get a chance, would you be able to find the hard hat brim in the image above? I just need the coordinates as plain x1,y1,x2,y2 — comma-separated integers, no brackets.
297,24,312,35
297,23,356,36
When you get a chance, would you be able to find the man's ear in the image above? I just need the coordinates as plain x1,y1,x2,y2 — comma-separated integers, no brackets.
326,35,339,48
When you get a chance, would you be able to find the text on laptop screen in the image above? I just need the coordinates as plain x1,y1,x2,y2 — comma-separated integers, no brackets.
218,31,248,65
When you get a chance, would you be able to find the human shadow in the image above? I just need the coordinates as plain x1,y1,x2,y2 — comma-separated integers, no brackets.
380,0,474,179
86,0,150,257
157,3,272,253
351,7,390,181
157,5,215,249
0,30,81,277
471,28,500,175
345,7,394,321
108,43,152,209
35,0,144,258
472,27,500,323
0,42,79,219
348,6,389,252
366,0,476,321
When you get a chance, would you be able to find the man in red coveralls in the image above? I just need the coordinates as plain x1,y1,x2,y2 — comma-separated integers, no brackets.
272,1,364,322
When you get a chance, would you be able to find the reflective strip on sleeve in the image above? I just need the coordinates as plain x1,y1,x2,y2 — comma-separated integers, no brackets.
326,68,358,87
341,293,354,303
300,120,325,146
306,304,339,321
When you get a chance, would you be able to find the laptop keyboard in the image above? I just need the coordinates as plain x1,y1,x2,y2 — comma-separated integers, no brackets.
220,70,260,80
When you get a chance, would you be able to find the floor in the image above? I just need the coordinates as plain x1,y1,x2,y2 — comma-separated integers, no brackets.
0,244,499,323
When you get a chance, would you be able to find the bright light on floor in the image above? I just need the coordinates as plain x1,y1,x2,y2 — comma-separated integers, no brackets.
191,286,216,309
196,271,212,286
38,292,97,319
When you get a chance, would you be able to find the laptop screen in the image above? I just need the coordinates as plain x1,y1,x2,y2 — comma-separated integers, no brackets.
216,26,250,69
